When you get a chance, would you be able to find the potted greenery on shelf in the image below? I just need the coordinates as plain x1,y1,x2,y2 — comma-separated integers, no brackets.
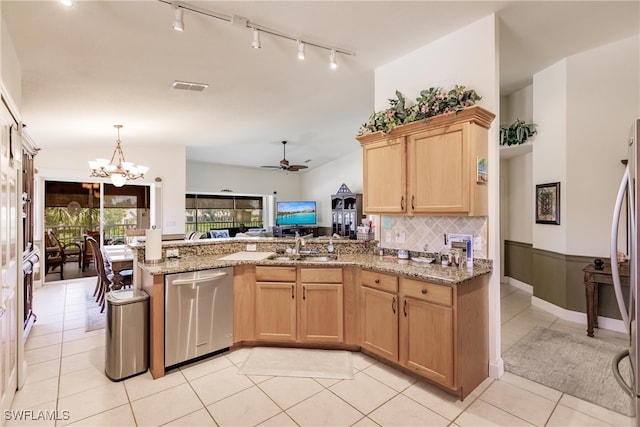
357,85,482,136
499,119,537,146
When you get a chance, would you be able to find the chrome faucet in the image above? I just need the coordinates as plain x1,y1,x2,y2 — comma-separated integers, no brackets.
293,231,305,257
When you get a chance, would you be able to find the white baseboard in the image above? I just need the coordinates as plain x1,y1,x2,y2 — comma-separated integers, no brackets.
505,276,533,294
504,275,626,334
531,296,627,334
488,357,504,379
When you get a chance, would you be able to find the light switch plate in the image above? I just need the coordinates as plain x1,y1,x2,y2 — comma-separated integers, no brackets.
246,243,257,252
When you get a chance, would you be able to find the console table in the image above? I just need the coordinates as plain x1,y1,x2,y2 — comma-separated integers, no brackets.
583,263,629,337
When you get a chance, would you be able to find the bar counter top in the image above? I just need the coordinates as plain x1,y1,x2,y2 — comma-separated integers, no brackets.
138,252,491,285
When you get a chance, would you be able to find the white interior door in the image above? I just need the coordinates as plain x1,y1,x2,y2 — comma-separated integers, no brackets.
0,104,20,415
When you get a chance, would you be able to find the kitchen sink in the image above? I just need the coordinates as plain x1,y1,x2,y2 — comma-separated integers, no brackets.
300,255,337,262
267,254,338,262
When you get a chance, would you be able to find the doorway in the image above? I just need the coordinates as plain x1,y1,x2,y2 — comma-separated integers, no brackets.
43,180,151,282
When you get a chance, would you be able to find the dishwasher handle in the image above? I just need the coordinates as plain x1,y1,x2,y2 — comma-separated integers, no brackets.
170,271,229,286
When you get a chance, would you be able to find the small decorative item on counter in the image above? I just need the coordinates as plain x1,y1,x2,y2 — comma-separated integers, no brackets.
593,258,604,270
398,249,409,260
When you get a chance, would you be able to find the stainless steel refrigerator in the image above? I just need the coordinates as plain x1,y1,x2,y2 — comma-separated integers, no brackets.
612,118,640,423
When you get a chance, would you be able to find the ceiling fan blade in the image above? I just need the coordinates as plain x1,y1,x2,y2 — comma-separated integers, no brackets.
287,165,308,171
260,165,282,169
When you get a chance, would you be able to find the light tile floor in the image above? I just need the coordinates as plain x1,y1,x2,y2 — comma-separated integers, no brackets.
8,279,633,426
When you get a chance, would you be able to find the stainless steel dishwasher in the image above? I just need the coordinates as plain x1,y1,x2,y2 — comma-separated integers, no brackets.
164,267,233,368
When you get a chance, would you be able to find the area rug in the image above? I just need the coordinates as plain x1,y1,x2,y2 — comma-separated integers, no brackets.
85,280,105,332
503,326,633,416
239,347,353,379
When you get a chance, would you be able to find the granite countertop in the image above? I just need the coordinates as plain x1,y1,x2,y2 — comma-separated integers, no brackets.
138,253,492,285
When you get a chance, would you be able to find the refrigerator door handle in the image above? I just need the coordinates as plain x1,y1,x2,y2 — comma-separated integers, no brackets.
611,165,631,332
612,349,634,398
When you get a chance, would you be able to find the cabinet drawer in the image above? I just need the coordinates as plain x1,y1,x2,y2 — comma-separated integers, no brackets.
255,266,296,282
361,270,398,293
300,268,343,283
400,278,452,306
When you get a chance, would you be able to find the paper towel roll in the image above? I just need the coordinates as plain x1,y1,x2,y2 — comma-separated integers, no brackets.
145,228,162,262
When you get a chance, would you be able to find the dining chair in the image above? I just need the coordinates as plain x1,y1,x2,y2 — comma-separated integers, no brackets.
44,230,82,280
81,230,101,271
86,237,132,312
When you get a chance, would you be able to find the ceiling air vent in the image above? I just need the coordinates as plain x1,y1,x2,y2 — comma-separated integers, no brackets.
172,81,209,92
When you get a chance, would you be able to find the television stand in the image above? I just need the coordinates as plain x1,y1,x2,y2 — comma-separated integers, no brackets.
278,226,318,238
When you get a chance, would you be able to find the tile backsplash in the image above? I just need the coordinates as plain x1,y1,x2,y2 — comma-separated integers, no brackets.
373,215,487,259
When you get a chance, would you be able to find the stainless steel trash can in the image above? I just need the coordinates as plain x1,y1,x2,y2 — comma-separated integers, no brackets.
105,288,149,381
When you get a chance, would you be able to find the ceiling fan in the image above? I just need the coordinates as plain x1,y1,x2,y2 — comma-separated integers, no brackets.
261,140,308,172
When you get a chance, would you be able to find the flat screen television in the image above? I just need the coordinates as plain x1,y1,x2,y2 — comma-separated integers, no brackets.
276,201,317,226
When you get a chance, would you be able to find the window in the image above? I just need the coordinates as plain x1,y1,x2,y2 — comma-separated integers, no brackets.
44,181,150,245
185,194,263,235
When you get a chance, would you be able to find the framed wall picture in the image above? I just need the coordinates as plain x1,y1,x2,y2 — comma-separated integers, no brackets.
535,182,560,225
476,156,488,183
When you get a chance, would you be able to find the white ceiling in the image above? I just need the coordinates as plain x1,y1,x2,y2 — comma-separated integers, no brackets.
3,1,638,172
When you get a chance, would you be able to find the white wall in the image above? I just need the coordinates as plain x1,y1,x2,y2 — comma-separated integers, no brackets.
504,152,533,243
532,60,568,254
566,36,639,257
375,14,502,378
186,160,303,200
35,144,186,234
532,36,640,256
0,11,22,111
301,149,363,227
502,85,533,125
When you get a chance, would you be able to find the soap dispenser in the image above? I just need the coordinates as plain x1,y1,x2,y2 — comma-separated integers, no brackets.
327,238,334,254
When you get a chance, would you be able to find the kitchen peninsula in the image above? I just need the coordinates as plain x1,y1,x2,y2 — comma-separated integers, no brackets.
132,237,492,400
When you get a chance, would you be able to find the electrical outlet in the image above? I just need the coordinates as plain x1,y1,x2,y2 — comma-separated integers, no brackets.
246,244,257,252
385,231,392,242
166,249,179,258
395,232,405,243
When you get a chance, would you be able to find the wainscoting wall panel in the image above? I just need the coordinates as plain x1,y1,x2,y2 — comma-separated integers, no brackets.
504,240,624,321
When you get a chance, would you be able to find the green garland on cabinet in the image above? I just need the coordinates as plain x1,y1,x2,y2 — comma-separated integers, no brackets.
357,85,482,136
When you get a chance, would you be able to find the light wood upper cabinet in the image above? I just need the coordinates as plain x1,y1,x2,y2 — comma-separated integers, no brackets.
357,106,495,216
362,137,406,213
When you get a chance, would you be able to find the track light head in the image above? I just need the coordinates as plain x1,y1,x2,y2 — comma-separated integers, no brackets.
251,28,261,49
329,49,337,70
297,41,305,60
172,3,184,32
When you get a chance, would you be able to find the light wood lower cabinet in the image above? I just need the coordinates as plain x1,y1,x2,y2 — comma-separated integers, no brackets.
360,269,488,399
400,288,454,388
360,269,399,361
254,266,344,344
299,268,344,343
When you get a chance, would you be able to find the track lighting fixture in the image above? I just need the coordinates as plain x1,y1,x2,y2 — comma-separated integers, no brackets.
172,3,184,32
251,28,261,49
160,0,355,69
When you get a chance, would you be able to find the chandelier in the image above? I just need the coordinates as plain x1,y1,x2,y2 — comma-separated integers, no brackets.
88,125,149,187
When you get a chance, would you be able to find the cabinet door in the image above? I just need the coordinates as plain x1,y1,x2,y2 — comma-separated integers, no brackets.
407,124,468,214
362,137,406,213
400,297,454,387
361,286,398,362
255,282,297,341
299,283,343,343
